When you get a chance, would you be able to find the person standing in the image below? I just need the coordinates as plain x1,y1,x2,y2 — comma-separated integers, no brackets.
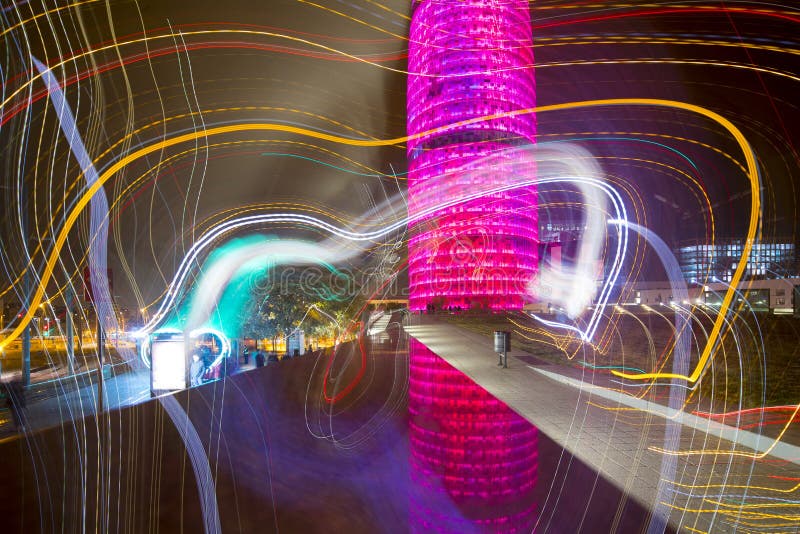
190,353,205,387
255,350,265,368
242,346,250,365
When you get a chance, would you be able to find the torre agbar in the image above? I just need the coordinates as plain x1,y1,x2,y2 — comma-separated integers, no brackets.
407,0,539,311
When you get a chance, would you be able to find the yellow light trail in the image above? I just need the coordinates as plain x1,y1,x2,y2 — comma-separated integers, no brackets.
666,475,800,495
648,402,800,460
0,107,393,301
8,27,800,121
0,98,760,373
538,130,748,175
537,35,800,59
660,501,800,521
537,58,800,85
0,0,100,40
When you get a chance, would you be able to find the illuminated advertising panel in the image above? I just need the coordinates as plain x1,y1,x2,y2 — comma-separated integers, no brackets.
151,338,187,393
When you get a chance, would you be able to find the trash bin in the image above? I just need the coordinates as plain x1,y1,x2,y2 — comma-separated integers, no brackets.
494,331,511,368
493,331,511,353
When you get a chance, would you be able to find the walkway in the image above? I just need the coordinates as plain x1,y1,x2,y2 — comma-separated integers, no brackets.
0,366,151,439
405,315,800,533
0,350,313,439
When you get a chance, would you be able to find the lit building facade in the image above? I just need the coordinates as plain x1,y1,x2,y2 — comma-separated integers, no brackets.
676,240,797,283
539,222,586,244
407,0,538,311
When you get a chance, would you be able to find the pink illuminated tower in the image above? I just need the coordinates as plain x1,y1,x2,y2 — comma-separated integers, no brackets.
407,0,538,311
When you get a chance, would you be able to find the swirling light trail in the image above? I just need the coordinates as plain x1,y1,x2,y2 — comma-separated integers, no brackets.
0,98,761,391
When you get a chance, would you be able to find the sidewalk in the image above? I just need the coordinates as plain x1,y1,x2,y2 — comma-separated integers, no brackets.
405,315,800,533
1,341,136,382
0,366,151,439
0,347,317,438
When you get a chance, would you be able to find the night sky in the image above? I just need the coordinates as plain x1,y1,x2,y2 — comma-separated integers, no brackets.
1,1,798,312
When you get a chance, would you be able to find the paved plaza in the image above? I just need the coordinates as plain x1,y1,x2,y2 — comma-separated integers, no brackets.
405,315,800,533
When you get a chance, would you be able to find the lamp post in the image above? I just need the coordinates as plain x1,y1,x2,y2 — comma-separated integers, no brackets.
21,181,31,387
65,288,75,373
38,303,46,349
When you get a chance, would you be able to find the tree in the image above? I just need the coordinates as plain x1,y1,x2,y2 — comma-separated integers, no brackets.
237,264,369,349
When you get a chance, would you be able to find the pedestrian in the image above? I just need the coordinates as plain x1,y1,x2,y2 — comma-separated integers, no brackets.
190,353,205,387
200,345,213,368
255,350,265,368
3,380,26,431
242,346,250,365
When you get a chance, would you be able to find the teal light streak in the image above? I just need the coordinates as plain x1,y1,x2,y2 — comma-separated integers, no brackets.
161,234,352,337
